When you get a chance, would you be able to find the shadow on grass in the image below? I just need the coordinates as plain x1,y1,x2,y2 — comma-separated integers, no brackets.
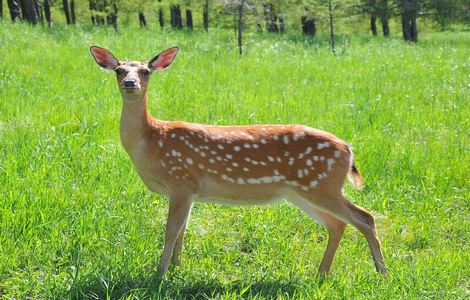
69,271,318,299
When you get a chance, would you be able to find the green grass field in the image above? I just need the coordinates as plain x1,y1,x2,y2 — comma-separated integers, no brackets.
0,22,469,299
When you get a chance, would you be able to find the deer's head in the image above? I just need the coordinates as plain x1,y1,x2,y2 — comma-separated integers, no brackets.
90,46,179,99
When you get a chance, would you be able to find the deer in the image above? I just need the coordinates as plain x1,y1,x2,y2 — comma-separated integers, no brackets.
89,45,388,278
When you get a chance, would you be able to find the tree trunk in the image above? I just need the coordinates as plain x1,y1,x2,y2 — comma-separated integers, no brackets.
301,16,316,36
238,0,245,56
1,0,3,19
43,0,51,27
401,0,418,42
263,3,278,33
62,0,71,25
370,15,377,36
381,15,389,36
186,9,193,30
110,3,118,32
70,0,76,24
20,0,40,24
139,12,147,27
159,8,164,28
8,0,21,21
176,5,182,29
328,0,335,54
89,0,95,25
203,0,209,31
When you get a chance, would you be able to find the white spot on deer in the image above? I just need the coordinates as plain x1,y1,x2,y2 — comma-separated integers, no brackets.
276,157,282,163
160,160,167,168
225,153,233,159
170,133,176,138
298,153,304,159
232,162,239,167
216,156,223,161
286,180,299,187
252,144,259,149
297,169,303,178
306,159,312,166
226,167,233,172
198,164,205,170
234,146,241,151
273,135,279,141
251,160,259,165
260,138,267,144
303,168,309,176
274,169,280,175
243,143,251,149
283,136,289,144
171,150,179,157
158,140,163,148
210,150,217,155
301,186,309,191
200,152,206,158
179,136,185,141
237,178,245,185
260,161,267,166
305,147,312,154
217,144,224,150
334,150,341,158
327,159,335,170
267,156,275,162
320,156,325,161
284,151,290,157
247,178,260,184
293,133,300,141
244,157,251,162
288,158,294,165
317,142,330,150
209,158,215,164
165,152,170,157
310,180,318,188
313,156,319,161
260,176,274,184
221,174,229,181
186,158,193,165
243,167,250,172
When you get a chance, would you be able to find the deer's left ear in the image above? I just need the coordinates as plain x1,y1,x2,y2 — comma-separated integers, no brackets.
90,46,120,70
148,47,179,72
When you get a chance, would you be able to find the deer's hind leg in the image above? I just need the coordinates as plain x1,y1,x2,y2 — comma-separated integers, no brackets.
289,197,346,276
303,192,387,275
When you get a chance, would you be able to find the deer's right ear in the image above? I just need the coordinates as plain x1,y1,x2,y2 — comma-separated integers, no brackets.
90,46,120,70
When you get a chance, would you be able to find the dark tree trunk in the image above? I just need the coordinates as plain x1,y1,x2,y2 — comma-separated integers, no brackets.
176,5,182,29
7,0,22,21
369,0,377,36
238,0,245,56
381,15,389,36
263,3,278,33
159,8,164,28
20,0,40,24
301,16,316,36
0,0,3,19
371,15,377,36
186,9,193,30
89,0,95,25
70,0,76,24
401,0,418,42
254,6,262,32
43,0,51,26
139,12,147,27
62,0,71,25
203,0,209,31
110,4,117,32
328,0,335,54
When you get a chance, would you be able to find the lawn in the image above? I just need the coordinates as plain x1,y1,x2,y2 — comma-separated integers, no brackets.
0,22,469,299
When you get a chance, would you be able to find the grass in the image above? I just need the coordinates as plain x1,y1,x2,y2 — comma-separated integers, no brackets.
0,22,469,299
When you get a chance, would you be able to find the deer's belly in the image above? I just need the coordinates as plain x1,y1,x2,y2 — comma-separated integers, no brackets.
195,177,288,205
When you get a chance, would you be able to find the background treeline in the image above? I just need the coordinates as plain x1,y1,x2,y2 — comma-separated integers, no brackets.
1,0,469,43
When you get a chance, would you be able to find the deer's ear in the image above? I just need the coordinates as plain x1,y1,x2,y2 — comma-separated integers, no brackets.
148,47,179,72
90,46,120,70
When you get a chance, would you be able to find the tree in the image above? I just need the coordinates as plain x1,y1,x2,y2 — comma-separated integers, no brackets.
70,0,76,24
203,0,209,31
400,0,418,42
44,0,51,26
63,0,71,25
7,0,22,21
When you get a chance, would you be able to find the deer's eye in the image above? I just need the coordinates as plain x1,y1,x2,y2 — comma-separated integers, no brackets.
140,69,151,76
115,69,127,76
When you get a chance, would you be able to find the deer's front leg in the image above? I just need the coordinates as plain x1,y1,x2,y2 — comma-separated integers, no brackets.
157,191,193,278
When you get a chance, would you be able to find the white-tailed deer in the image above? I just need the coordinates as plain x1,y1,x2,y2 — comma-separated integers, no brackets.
90,46,387,278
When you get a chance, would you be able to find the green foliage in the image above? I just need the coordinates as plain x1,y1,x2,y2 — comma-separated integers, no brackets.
0,22,469,299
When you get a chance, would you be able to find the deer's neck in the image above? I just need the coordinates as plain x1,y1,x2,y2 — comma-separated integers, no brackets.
119,93,153,152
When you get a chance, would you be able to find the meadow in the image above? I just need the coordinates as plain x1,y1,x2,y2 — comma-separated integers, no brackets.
0,22,469,299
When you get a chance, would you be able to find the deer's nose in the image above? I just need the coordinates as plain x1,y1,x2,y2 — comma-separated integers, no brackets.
123,80,137,88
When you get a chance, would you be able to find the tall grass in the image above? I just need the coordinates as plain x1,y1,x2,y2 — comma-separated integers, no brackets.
0,22,469,299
